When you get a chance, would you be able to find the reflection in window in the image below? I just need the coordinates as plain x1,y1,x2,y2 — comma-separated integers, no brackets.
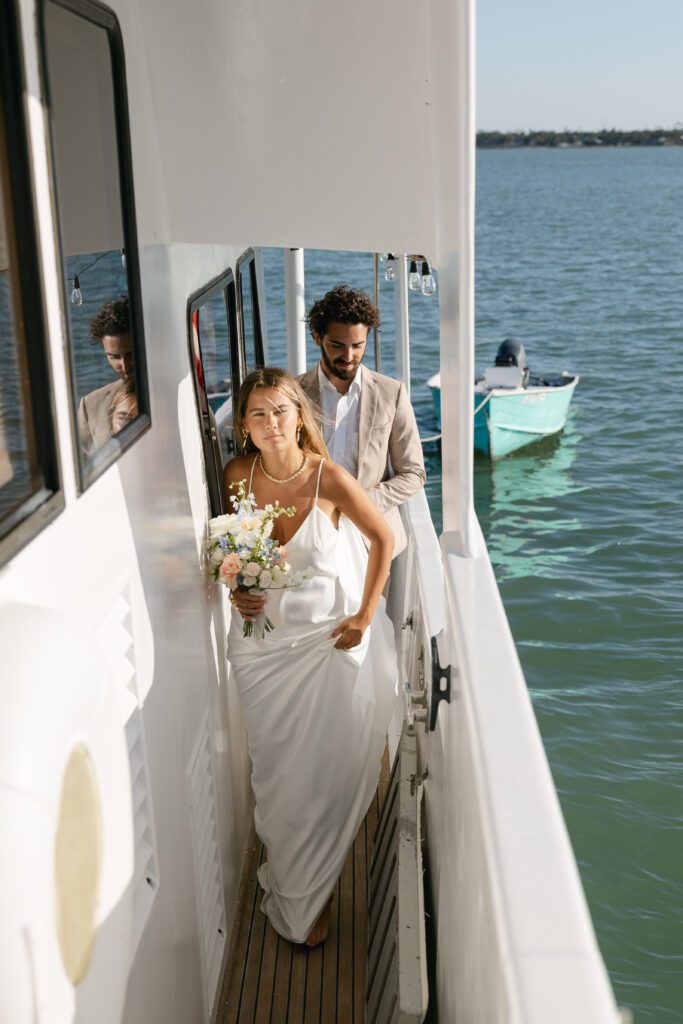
0,2,59,551
0,93,43,523
44,1,146,475
189,274,239,515
237,253,264,374
0,168,39,519
72,290,133,454
198,292,232,414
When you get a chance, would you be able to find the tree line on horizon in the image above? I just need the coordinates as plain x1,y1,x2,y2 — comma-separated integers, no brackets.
477,128,683,148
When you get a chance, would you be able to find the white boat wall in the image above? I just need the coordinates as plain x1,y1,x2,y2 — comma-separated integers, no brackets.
0,1,621,1023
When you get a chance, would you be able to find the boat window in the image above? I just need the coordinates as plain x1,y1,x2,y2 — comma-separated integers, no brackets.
0,1,62,560
236,249,265,374
42,0,150,491
188,271,241,516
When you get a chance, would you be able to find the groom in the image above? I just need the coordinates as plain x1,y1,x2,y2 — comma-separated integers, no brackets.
299,284,425,558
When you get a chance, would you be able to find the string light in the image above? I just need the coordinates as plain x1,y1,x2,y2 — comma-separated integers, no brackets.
69,250,125,305
420,260,437,296
70,274,83,306
379,252,437,296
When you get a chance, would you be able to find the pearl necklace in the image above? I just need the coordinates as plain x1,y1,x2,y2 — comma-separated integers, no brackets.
258,451,308,484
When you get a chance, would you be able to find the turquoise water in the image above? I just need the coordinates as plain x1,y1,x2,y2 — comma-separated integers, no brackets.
263,145,683,1023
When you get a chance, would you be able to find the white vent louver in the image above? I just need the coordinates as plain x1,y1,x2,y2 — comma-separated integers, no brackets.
96,580,159,954
93,582,137,721
367,724,428,1024
187,711,227,1020
125,709,159,953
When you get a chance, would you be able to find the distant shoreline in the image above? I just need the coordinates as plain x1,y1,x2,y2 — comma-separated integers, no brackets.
477,129,683,148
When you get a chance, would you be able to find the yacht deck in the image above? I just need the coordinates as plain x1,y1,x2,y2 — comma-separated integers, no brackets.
217,752,390,1024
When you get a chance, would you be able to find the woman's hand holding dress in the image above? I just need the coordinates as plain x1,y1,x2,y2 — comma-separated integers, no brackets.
330,612,370,649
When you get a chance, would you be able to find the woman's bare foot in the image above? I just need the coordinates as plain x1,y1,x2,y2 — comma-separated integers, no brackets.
305,898,332,947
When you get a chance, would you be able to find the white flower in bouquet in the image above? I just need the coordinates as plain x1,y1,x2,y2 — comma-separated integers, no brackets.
236,529,259,550
269,565,285,588
209,513,238,539
210,546,227,569
205,479,310,637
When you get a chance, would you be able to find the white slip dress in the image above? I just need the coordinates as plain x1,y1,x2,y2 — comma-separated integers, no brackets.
227,457,398,943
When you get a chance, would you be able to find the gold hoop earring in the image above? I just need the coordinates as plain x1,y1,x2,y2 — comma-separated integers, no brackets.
296,424,302,444
242,428,249,444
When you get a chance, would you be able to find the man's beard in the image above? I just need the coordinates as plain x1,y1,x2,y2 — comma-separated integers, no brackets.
320,345,361,381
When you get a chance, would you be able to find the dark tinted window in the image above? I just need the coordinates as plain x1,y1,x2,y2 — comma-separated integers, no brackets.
189,272,240,515
0,2,60,552
0,199,38,521
237,250,264,374
43,0,149,487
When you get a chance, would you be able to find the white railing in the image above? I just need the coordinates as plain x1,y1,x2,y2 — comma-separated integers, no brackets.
395,494,621,1024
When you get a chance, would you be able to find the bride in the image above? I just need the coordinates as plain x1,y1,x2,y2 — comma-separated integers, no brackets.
224,367,398,946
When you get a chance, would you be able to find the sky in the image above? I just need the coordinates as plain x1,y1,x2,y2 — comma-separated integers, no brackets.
476,0,683,132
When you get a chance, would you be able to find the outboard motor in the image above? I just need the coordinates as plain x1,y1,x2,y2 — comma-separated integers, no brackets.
495,337,527,371
494,337,529,387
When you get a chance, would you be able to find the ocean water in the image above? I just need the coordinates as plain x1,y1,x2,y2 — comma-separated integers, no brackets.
262,146,683,1023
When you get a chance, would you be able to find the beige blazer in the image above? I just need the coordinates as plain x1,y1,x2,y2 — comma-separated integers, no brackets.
77,379,119,456
298,364,426,556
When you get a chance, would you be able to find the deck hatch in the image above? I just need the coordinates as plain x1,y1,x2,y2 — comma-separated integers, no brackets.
367,724,428,1024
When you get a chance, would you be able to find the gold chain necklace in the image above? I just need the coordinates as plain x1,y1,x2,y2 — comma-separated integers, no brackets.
258,451,308,484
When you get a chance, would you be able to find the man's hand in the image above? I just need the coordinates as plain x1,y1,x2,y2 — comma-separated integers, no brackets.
229,588,267,621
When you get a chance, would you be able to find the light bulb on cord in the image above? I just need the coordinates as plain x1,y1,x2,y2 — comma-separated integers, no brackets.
120,248,127,271
420,260,437,296
70,274,83,306
385,253,396,282
408,259,421,291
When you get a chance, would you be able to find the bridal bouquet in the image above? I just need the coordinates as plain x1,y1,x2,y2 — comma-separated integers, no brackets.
207,480,307,637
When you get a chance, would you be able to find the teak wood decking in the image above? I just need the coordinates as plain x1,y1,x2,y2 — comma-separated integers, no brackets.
217,752,390,1024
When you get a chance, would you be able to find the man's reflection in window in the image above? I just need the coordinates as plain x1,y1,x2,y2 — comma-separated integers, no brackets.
77,295,136,455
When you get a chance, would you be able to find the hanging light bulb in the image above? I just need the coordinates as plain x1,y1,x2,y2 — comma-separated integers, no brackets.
70,274,83,306
420,260,437,296
385,253,396,282
408,259,421,291
120,248,127,271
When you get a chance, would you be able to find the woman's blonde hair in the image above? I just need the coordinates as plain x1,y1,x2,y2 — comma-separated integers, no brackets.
234,367,328,459
107,378,138,432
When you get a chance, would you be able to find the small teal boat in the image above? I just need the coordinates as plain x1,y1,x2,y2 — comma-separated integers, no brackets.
427,339,579,459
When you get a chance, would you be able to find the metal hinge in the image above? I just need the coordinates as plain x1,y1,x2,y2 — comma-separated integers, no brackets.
429,634,452,731
404,642,428,724
405,681,428,724
409,766,429,796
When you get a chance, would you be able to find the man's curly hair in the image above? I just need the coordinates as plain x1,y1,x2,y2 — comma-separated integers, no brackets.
305,284,380,340
89,295,130,342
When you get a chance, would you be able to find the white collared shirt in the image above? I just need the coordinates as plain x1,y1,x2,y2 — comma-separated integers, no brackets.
317,363,362,475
